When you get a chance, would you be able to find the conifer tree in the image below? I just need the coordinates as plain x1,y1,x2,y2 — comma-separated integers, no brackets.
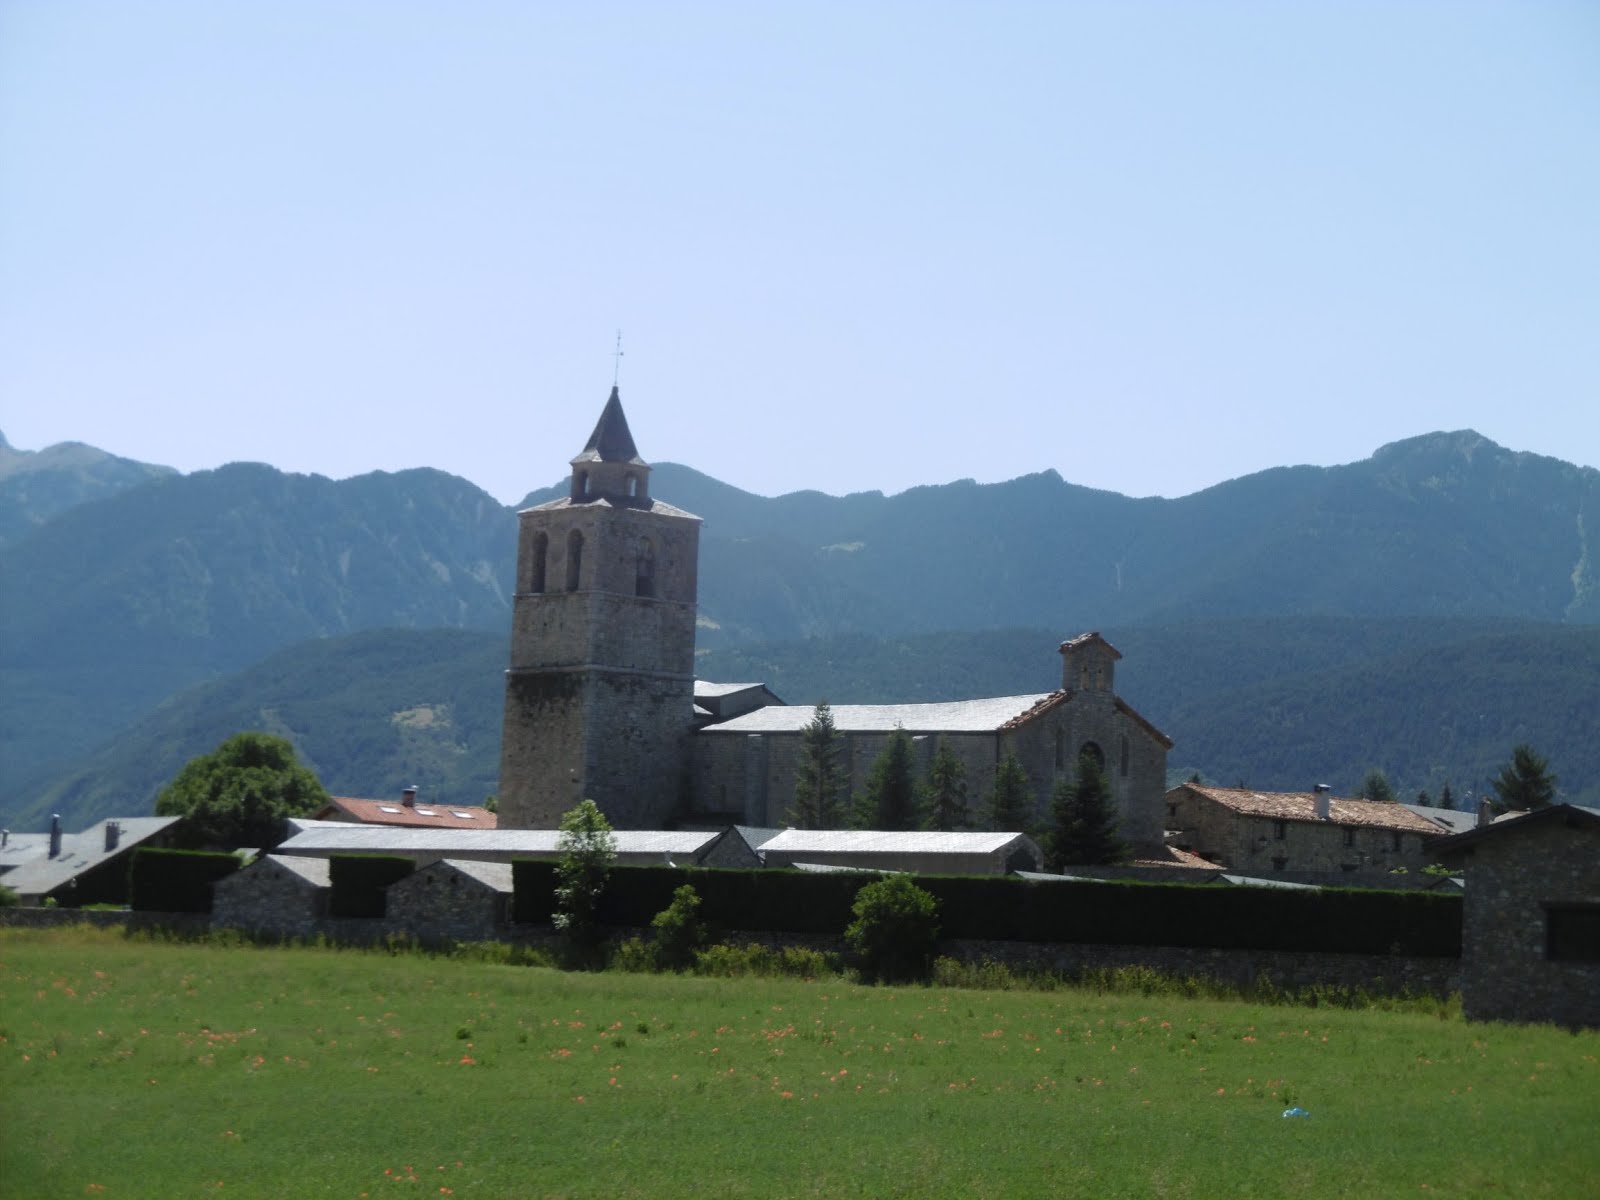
1440,782,1454,811
1358,769,1397,803
1490,744,1557,812
852,725,919,830
1048,750,1128,868
789,701,846,828
922,737,971,831
985,752,1035,832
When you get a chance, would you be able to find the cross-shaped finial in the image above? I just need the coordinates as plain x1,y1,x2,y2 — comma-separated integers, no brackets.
612,330,624,386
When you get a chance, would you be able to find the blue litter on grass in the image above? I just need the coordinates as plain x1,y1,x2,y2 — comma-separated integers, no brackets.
1282,1107,1311,1119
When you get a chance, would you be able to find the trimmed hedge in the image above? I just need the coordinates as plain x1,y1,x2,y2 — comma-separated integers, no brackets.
329,856,416,918
510,861,1461,957
129,848,241,913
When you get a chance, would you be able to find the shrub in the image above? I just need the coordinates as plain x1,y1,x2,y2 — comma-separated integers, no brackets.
845,875,941,982
128,848,242,913
650,884,708,970
0,883,18,908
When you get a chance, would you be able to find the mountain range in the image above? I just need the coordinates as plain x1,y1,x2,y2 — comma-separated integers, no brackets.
2,427,1596,829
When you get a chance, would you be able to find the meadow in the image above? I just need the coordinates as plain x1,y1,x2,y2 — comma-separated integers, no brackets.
1,926,1595,1199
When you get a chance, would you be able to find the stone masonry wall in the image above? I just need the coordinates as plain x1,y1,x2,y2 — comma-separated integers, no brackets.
1455,821,1600,1027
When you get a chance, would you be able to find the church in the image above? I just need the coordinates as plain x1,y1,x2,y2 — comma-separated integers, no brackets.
497,388,1172,848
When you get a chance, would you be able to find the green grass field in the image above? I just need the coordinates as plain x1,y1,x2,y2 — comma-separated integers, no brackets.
2,927,1595,1199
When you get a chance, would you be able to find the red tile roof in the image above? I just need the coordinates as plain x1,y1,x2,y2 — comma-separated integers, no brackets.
315,797,498,829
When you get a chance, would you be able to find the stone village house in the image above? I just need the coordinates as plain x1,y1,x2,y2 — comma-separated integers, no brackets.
1435,804,1600,1027
496,387,1173,850
1164,783,1446,884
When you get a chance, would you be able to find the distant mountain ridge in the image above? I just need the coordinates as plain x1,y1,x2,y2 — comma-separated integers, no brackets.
0,429,175,548
15,617,1597,831
3,427,1597,825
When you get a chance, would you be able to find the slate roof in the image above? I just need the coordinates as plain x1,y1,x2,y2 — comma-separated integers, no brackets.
759,829,1033,855
244,854,332,888
526,494,699,520
1398,804,1478,835
0,832,52,875
701,695,1056,735
2,817,181,899
275,824,721,859
316,796,498,829
1432,803,1600,857
1177,785,1444,835
424,858,514,892
572,386,645,465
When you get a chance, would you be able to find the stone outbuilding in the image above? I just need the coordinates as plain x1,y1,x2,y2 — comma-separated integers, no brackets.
1434,804,1600,1027
1165,784,1445,884
212,854,332,938
386,859,513,943
273,822,727,868
757,830,1043,876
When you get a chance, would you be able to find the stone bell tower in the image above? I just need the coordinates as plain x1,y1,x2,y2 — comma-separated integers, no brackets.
497,386,701,828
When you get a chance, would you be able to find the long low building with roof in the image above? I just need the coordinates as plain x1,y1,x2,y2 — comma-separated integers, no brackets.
1165,783,1447,883
273,821,753,869
691,632,1172,848
757,829,1043,876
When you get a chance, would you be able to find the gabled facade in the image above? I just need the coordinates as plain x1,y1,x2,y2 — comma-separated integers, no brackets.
1435,804,1600,1027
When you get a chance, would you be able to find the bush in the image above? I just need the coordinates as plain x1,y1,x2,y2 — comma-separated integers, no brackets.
845,874,941,982
128,848,241,913
328,856,415,918
650,884,708,970
553,800,617,952
0,882,18,907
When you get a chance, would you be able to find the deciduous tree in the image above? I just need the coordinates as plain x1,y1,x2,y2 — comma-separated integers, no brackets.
154,731,328,849
553,799,617,952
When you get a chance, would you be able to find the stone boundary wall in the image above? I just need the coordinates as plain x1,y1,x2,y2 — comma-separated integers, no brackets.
2,907,1457,998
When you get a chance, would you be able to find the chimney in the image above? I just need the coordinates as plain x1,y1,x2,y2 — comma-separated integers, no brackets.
402,786,418,808
1477,798,1495,828
2,829,8,848
104,820,121,853
49,814,63,858
1313,784,1332,821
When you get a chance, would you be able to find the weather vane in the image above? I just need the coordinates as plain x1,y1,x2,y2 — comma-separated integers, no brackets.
612,330,624,386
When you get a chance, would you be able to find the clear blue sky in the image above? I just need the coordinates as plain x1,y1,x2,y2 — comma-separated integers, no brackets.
2,1,1596,504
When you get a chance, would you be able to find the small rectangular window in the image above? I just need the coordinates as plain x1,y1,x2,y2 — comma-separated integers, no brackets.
1546,905,1600,962
1343,827,1356,847
1391,831,1403,852
1273,820,1288,841
379,806,402,814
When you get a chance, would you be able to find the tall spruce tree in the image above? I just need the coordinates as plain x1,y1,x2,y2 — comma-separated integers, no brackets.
922,737,971,831
985,752,1035,832
1048,750,1128,868
853,725,919,830
1358,769,1397,803
1440,782,1455,811
789,701,847,828
1490,744,1557,812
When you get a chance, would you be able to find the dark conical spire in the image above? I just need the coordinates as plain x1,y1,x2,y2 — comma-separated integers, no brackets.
576,386,644,465
569,386,651,504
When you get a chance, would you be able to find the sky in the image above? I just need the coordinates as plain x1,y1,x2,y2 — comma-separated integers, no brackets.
2,1,1597,505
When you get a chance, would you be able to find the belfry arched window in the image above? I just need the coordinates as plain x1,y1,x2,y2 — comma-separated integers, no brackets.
530,531,548,593
1079,741,1105,771
565,529,584,591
